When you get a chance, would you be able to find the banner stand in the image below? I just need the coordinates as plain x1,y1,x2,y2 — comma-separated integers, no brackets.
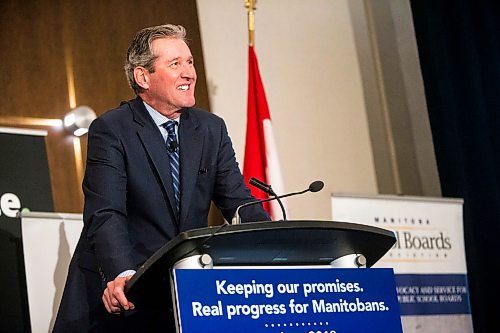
331,194,473,333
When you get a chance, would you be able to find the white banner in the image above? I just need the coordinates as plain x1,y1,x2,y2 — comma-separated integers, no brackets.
21,211,83,333
331,194,472,333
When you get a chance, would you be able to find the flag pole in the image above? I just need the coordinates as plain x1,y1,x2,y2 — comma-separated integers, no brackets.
244,0,256,46
243,0,288,220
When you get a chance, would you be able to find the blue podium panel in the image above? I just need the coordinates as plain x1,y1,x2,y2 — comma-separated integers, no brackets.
174,268,402,333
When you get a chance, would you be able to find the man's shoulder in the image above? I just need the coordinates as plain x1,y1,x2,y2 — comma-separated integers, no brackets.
87,99,143,136
92,98,151,132
99,99,136,121
184,107,223,125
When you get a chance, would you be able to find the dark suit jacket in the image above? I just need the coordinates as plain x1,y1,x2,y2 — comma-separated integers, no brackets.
53,97,269,332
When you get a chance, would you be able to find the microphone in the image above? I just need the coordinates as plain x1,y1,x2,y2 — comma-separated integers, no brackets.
249,177,286,221
308,180,324,193
168,140,179,153
249,177,275,195
233,180,325,224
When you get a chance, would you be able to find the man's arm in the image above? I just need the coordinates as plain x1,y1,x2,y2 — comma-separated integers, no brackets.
211,119,270,222
83,117,136,312
83,117,135,278
102,275,135,313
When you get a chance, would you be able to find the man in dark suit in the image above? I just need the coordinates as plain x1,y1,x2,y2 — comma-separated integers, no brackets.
53,24,269,332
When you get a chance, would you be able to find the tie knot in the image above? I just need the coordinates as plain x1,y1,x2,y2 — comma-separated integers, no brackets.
163,120,177,135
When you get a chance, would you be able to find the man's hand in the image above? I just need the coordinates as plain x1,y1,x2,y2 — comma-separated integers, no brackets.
102,275,135,314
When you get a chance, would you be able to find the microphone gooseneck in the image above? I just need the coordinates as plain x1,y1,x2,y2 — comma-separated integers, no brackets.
233,179,324,224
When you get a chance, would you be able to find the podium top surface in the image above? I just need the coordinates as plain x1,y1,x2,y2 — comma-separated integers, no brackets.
125,220,396,301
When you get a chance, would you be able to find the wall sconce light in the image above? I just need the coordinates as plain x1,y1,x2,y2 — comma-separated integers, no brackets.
63,106,96,136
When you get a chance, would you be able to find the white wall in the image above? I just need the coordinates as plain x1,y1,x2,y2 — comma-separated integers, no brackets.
197,0,378,220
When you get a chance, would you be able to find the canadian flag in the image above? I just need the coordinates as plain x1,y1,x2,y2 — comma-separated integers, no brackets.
243,46,287,220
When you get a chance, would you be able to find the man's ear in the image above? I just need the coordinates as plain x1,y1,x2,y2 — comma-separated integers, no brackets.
134,67,149,90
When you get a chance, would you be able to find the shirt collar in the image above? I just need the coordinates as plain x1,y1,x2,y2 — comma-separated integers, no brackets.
143,101,181,127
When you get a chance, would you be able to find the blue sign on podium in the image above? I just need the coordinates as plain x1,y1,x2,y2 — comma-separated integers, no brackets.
173,268,402,333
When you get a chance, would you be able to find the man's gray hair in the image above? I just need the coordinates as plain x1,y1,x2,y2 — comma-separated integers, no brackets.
124,24,187,94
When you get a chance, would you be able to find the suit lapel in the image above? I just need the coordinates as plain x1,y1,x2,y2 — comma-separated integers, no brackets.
131,98,180,225
179,109,203,224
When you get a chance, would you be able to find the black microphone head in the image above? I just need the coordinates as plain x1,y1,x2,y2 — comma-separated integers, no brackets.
249,177,274,195
249,177,264,187
309,181,324,193
168,141,179,152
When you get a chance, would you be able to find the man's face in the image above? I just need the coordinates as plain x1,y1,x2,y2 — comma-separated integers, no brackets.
145,38,197,115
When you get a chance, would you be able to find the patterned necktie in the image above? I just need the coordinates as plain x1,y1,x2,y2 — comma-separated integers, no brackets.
163,120,180,213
